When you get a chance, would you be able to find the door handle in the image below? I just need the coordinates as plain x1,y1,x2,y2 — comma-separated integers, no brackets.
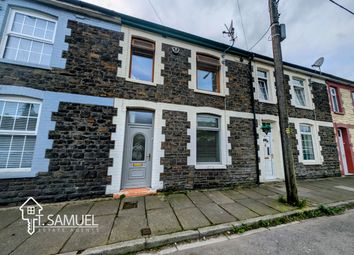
147,153,151,161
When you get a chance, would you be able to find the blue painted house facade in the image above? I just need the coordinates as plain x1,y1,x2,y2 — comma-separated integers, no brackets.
0,0,350,205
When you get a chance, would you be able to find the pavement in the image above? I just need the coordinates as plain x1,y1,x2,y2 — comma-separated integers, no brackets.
1,176,354,255
160,209,354,255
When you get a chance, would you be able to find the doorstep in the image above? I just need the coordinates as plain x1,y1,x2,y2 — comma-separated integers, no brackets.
113,188,156,198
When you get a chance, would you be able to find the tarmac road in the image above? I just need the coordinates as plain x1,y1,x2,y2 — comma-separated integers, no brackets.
170,209,354,255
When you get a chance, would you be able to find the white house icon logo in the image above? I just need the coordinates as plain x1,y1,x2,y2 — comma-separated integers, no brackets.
19,197,43,235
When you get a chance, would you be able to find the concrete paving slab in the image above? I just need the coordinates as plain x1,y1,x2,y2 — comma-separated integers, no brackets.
167,194,195,209
204,191,234,204
221,190,248,200
0,207,21,230
174,207,210,230
109,214,147,243
219,202,259,220
56,202,93,219
237,189,266,199
145,195,170,210
237,199,279,215
186,191,213,206
257,197,294,213
89,199,120,216
118,197,145,216
60,214,115,253
197,203,235,224
253,187,278,196
0,219,29,255
147,208,182,235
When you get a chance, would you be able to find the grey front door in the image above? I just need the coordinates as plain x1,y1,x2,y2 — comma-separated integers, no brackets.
122,111,153,189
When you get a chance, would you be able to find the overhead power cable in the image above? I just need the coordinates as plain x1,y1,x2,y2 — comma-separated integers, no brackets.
236,0,249,49
147,0,164,25
329,0,354,15
248,25,271,51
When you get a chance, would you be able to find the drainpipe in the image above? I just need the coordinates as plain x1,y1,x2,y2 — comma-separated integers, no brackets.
248,53,260,185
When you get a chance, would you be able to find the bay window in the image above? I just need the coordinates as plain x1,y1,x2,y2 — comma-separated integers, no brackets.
300,124,315,161
196,54,220,93
197,114,220,163
1,9,57,66
0,98,40,170
129,37,155,82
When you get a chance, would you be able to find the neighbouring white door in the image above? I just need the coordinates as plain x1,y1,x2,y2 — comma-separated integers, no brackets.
263,129,275,180
338,129,348,175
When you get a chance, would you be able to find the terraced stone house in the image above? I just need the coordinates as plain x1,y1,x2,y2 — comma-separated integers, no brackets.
0,0,350,204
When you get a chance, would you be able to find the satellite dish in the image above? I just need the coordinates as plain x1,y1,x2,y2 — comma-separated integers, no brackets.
311,57,324,73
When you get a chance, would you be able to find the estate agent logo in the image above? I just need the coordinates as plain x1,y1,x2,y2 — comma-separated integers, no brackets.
19,197,99,235
19,197,43,235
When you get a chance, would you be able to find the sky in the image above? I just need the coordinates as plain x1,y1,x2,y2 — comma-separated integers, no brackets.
82,0,354,81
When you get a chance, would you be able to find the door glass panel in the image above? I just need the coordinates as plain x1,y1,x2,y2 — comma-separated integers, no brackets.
132,133,145,161
129,111,153,125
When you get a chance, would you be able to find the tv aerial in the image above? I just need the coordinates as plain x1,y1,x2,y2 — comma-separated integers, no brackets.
222,20,237,59
311,57,324,73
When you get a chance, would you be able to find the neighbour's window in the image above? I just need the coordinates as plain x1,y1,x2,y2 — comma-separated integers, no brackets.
257,70,269,101
196,53,220,93
0,99,40,169
329,87,340,113
300,124,315,161
352,92,354,104
1,9,57,66
130,37,155,82
293,78,306,106
197,114,220,163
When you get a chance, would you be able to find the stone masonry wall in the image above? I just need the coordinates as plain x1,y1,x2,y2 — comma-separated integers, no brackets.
290,124,341,178
0,102,116,205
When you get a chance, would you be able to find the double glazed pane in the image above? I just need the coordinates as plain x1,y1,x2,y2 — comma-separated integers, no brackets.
293,78,306,106
197,69,217,92
128,111,153,125
4,11,55,66
330,87,340,112
300,124,315,160
258,79,269,101
130,54,153,82
0,101,39,131
132,134,145,161
0,135,36,168
197,115,220,163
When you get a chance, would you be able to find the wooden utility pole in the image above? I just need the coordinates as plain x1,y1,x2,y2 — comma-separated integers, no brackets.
268,0,299,204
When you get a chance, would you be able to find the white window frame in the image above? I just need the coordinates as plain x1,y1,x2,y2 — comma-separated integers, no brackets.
196,114,221,165
0,8,57,67
289,74,314,110
294,121,323,165
330,87,340,113
253,63,277,104
0,96,42,172
257,69,270,102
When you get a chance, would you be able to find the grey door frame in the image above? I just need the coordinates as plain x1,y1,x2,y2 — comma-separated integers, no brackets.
121,111,154,189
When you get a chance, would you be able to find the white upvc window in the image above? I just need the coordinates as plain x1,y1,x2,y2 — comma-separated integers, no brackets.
0,98,41,171
330,87,340,113
0,9,57,67
299,124,315,161
196,114,220,164
257,69,269,101
293,77,307,107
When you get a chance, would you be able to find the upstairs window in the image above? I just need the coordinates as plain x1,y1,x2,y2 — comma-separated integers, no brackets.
257,70,269,101
293,78,307,106
130,37,155,82
0,98,40,170
329,87,341,113
1,9,57,66
196,54,220,93
300,124,315,161
352,92,354,103
197,114,220,163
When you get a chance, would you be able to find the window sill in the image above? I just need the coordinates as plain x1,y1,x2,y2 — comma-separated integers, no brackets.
0,168,31,173
292,104,315,110
0,58,52,70
258,98,277,105
194,89,225,97
195,164,227,170
299,160,322,165
333,111,345,115
125,77,157,86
